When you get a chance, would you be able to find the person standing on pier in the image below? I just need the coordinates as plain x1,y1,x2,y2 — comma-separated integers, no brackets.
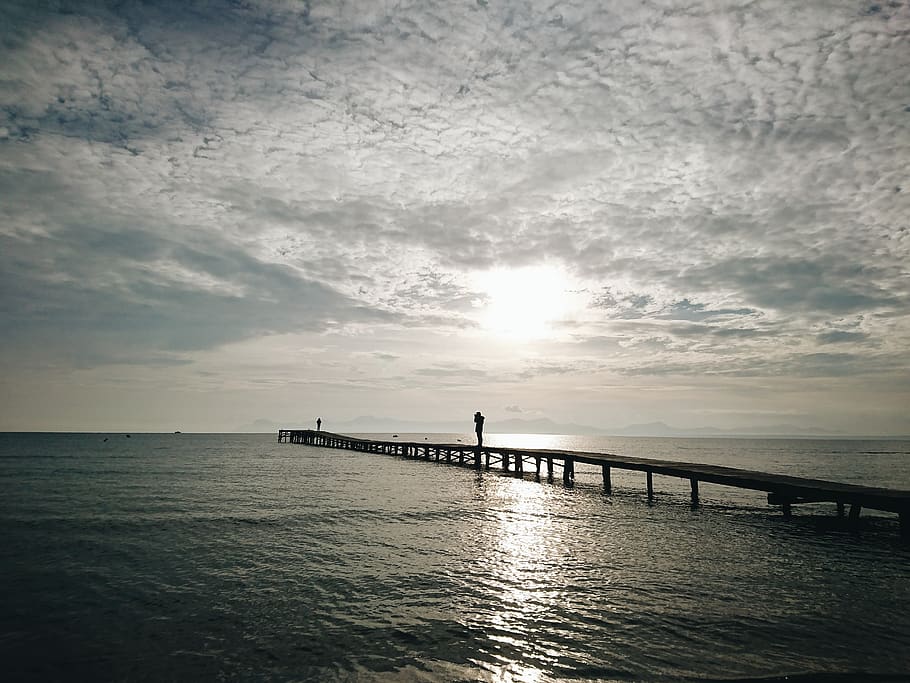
316,417,322,431
474,411,485,447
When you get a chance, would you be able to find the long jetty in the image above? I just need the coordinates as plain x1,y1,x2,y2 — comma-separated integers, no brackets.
279,429,910,539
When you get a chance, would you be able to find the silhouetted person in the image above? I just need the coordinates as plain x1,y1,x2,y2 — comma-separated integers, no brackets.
474,411,485,447
316,417,322,431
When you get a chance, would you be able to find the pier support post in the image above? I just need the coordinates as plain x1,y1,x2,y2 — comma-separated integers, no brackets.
690,478,699,506
503,452,510,472
646,471,654,501
458,449,464,465
563,456,574,486
485,450,491,469
602,465,612,494
474,448,481,470
849,503,862,523
515,454,523,475
535,456,541,477
837,501,845,518
547,457,553,479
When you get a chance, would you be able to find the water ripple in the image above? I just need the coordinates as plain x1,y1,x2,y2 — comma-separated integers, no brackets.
1,433,908,682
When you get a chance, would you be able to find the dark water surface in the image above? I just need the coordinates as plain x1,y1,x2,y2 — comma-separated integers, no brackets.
1,433,909,682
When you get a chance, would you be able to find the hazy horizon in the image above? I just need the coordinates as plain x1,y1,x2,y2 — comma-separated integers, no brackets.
7,415,909,439
1,1,908,435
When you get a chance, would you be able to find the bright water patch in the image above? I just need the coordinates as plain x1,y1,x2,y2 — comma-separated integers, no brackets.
1,433,909,681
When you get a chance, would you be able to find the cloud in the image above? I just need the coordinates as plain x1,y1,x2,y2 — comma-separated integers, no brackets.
816,330,871,345
675,256,904,317
0,172,393,367
372,352,399,362
0,0,908,431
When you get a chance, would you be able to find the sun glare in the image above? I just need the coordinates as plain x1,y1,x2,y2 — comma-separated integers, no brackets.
474,265,579,341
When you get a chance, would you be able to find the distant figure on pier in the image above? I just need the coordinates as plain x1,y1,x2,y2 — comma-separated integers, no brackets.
474,411,485,447
316,417,322,431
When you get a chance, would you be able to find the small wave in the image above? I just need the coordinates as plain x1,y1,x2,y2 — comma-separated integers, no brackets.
697,673,910,683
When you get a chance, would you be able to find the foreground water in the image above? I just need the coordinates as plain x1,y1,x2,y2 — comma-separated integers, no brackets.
1,433,909,682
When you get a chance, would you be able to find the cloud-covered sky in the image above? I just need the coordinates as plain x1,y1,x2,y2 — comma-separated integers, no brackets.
1,0,908,434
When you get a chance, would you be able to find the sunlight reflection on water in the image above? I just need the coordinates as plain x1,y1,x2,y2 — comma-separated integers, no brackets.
484,481,559,682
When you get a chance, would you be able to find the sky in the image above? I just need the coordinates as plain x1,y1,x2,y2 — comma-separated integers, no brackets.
1,0,908,435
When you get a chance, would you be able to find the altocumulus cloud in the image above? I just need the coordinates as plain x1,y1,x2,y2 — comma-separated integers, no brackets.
0,0,908,431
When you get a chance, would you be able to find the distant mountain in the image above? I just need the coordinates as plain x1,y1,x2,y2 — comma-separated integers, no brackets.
490,417,604,435
334,415,464,433
604,421,841,437
234,418,284,432
604,421,719,437
239,416,843,437
237,416,460,434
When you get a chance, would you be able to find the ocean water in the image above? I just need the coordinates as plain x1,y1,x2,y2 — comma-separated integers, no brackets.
1,432,909,682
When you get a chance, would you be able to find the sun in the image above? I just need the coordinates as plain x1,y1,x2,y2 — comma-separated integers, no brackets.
474,265,579,340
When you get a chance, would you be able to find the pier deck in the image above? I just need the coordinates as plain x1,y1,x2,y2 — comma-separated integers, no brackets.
279,429,910,539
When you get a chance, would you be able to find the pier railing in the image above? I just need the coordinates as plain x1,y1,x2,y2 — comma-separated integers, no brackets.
279,429,910,540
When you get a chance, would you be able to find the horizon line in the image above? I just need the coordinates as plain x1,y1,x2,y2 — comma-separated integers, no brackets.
2,430,909,440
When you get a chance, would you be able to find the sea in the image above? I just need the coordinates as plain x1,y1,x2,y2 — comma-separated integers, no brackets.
1,432,909,683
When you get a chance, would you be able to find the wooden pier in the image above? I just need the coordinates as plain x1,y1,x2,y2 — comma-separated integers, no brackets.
279,429,910,539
